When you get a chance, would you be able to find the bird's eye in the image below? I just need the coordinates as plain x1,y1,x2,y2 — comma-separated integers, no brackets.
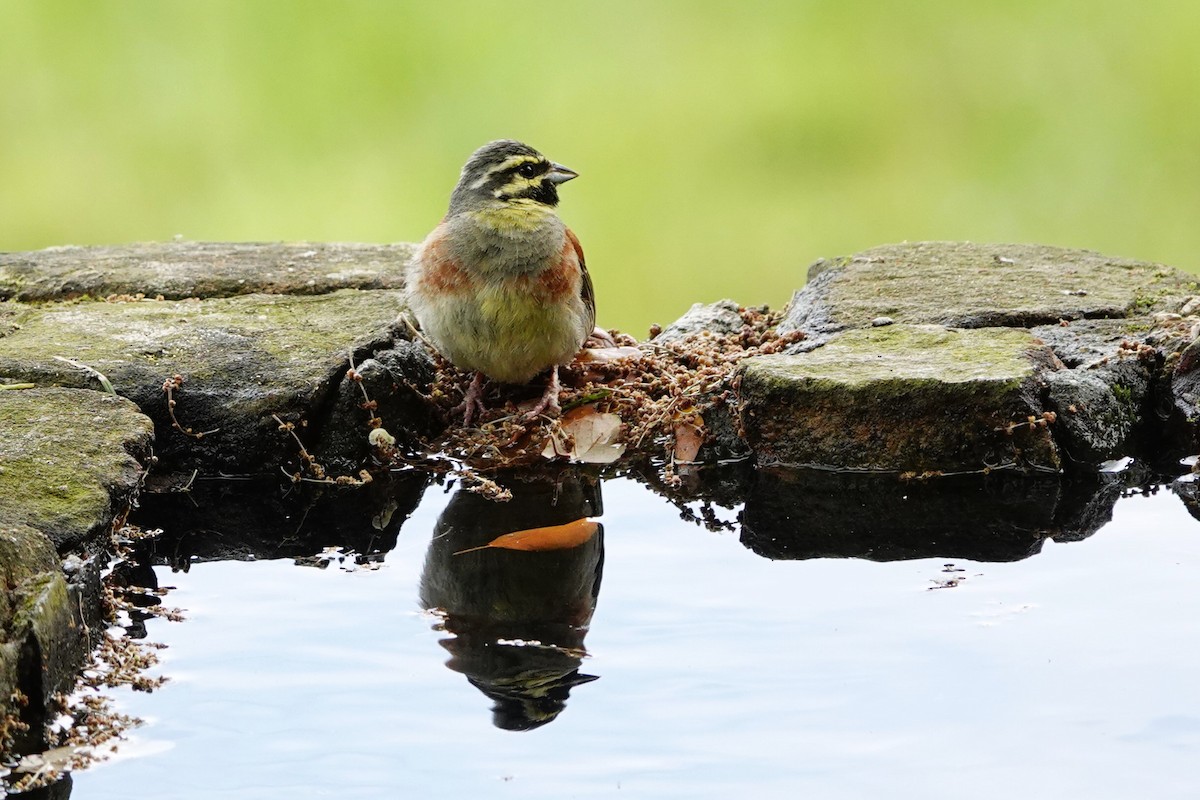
517,162,541,178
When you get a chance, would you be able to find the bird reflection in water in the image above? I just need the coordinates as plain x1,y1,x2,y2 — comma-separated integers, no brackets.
419,470,604,731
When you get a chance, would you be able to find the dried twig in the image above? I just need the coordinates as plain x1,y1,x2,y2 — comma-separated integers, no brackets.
161,374,219,439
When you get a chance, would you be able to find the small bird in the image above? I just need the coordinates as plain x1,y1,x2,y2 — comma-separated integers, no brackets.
407,140,596,426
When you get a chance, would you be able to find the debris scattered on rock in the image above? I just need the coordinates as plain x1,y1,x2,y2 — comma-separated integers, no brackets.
409,305,804,480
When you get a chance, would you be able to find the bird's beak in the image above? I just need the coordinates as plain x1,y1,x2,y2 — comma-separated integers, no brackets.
546,163,579,184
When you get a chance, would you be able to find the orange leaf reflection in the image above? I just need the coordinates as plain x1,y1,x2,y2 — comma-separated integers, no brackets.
452,518,600,556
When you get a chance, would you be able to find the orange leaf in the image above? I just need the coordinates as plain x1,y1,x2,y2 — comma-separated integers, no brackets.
453,518,599,555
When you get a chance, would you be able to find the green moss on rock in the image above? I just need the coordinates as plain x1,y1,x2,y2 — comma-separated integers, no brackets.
756,324,1041,386
6,569,84,738
0,525,59,588
0,388,153,550
0,289,405,386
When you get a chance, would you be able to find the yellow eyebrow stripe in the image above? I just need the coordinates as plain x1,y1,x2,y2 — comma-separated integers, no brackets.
469,155,542,189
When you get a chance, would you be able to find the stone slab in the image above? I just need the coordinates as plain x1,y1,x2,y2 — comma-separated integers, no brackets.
0,241,414,302
0,289,413,475
781,241,1195,343
738,324,1060,473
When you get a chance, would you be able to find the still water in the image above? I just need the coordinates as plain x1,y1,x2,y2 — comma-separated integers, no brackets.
70,469,1200,799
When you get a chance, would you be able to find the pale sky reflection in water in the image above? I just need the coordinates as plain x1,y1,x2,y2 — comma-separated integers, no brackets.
74,478,1200,799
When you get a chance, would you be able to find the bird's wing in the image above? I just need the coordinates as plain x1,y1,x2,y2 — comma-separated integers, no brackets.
566,227,597,333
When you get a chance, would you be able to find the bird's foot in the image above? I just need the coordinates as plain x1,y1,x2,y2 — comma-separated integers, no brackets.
524,366,563,420
451,372,488,426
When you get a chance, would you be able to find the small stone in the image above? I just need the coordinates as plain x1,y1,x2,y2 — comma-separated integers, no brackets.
652,300,744,345
870,316,894,327
61,554,87,576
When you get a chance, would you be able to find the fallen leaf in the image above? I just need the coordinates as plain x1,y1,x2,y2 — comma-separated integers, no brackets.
542,405,626,464
573,346,643,364
673,418,705,463
453,518,599,555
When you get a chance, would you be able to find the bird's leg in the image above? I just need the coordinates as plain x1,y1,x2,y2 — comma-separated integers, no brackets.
524,365,563,420
451,372,488,426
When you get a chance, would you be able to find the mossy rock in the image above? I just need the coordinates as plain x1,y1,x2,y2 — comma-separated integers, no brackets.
0,524,85,756
0,388,152,757
0,241,413,302
738,324,1060,473
756,242,1200,469
0,523,59,649
782,241,1194,341
0,289,416,475
0,388,153,550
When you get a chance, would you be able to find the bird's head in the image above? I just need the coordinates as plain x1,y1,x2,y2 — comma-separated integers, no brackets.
448,140,578,215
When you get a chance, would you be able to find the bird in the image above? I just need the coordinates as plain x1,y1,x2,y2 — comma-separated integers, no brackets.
406,140,597,426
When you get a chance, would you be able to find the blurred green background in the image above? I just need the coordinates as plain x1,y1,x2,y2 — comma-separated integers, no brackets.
3,1,1198,334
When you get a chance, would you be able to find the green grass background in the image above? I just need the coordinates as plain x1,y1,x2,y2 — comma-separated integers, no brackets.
3,1,1198,334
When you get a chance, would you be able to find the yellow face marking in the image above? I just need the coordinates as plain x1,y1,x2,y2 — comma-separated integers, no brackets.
492,175,540,198
470,201,555,231
468,155,543,190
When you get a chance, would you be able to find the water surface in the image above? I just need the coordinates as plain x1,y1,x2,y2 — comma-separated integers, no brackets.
72,472,1200,799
